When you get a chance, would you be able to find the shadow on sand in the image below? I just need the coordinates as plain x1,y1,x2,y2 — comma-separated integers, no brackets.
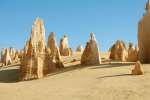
97,74,132,79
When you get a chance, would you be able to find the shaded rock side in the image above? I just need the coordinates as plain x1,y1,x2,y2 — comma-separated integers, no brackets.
109,39,128,61
9,47,15,60
132,61,144,75
19,49,24,61
76,45,84,52
47,32,61,61
23,41,29,60
138,1,150,63
81,33,101,65
19,18,58,81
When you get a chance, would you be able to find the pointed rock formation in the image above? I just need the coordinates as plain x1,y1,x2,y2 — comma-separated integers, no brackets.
128,43,139,62
76,45,84,52
59,35,72,56
81,33,101,65
9,47,15,60
132,61,144,75
19,18,63,81
15,49,20,57
1,47,7,62
47,32,61,61
109,39,128,61
2,48,11,67
138,1,150,63
108,46,112,52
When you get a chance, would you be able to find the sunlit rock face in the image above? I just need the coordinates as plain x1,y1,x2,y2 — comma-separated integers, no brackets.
128,43,139,62
132,61,144,75
19,18,55,81
2,48,11,67
138,1,150,63
81,33,101,65
47,32,61,61
9,47,15,60
1,47,7,62
59,35,72,56
76,45,84,52
109,39,128,61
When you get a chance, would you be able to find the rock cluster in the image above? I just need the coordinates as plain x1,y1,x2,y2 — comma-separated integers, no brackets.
59,35,73,56
109,39,128,61
138,0,150,63
132,61,144,75
19,18,64,81
47,32,61,61
76,45,84,52
81,33,101,65
128,43,139,62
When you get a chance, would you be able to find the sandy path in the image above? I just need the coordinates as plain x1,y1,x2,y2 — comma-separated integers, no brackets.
0,52,150,100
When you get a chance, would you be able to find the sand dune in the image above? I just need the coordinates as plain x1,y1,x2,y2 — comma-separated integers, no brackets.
0,52,150,100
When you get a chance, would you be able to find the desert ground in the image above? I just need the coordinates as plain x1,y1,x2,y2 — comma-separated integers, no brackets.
0,52,150,100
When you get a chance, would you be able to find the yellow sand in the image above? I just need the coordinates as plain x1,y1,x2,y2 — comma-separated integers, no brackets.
0,52,150,100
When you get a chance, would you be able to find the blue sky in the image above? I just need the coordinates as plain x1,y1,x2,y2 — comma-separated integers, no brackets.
0,0,148,57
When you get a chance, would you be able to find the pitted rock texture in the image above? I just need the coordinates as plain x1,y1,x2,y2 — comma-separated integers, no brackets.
109,39,128,61
81,33,101,65
9,47,15,60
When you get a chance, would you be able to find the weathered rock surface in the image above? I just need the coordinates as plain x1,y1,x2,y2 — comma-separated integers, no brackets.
81,33,101,65
128,43,139,62
9,47,15,60
138,1,150,63
59,35,72,56
132,61,144,75
109,39,128,61
76,45,84,52
2,48,11,67
1,47,7,62
19,49,24,61
19,18,63,81
47,32,61,61
69,48,73,56
23,41,29,60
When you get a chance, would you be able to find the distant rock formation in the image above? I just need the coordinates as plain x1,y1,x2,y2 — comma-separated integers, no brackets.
59,35,72,56
69,48,73,56
19,49,24,61
15,49,20,57
128,43,139,62
76,45,84,52
19,17,64,81
81,33,101,65
109,39,128,61
9,47,15,60
47,32,61,61
1,47,7,62
2,48,11,67
132,61,144,75
138,1,150,63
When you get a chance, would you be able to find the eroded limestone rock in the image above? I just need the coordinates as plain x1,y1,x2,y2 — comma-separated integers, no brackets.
19,17,64,81
15,49,20,57
2,48,11,67
59,35,72,56
81,33,101,65
76,45,84,52
132,61,144,75
138,1,150,63
23,41,29,60
9,47,15,60
1,47,7,62
128,43,139,62
109,39,128,61
19,49,24,61
47,32,61,61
